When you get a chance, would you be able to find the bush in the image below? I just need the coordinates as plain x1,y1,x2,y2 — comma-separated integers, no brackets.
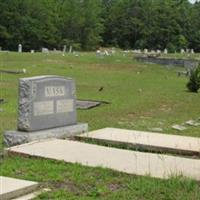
186,65,200,93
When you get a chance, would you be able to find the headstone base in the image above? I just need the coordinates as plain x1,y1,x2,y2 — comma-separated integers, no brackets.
4,123,88,147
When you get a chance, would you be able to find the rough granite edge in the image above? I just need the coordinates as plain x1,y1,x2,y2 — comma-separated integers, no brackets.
17,79,32,131
4,123,88,147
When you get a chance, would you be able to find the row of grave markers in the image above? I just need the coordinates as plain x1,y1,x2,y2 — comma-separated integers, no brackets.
0,44,196,54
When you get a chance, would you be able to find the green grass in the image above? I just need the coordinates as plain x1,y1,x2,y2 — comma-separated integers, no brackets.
1,155,200,200
0,52,200,199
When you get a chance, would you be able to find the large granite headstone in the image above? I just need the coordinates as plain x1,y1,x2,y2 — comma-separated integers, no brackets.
4,75,88,146
18,76,77,131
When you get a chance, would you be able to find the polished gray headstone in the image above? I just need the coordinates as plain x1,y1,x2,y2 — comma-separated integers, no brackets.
18,76,77,132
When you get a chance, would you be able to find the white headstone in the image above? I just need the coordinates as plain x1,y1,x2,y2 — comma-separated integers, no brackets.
42,48,49,53
144,49,148,54
18,44,22,53
180,49,185,54
150,50,155,54
164,49,168,54
69,45,72,53
111,48,115,54
156,50,161,54
62,45,66,56
104,50,109,56
96,50,101,56
30,50,35,53
191,49,194,54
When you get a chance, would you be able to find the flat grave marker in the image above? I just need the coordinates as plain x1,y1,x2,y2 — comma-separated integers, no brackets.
77,128,200,156
0,176,38,200
7,139,200,181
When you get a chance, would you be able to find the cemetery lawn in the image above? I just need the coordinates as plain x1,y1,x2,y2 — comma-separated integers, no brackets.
1,52,200,199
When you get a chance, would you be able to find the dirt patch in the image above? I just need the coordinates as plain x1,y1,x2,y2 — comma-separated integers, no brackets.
107,181,123,192
127,112,136,117
50,180,81,194
159,104,172,112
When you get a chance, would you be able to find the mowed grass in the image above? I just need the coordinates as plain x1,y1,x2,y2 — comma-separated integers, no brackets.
0,52,200,199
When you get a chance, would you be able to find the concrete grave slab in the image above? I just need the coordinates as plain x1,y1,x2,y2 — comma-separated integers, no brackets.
172,124,187,131
0,69,26,74
76,100,101,109
13,188,50,200
76,99,110,109
185,120,200,127
77,128,200,156
0,176,38,200
8,139,200,180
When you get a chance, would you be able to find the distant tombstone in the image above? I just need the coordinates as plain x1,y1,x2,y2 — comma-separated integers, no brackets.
111,48,115,54
18,44,22,53
180,49,185,54
104,50,109,56
69,45,72,53
164,49,168,54
96,50,101,56
30,50,35,53
191,49,194,54
42,48,49,53
144,49,148,54
150,50,155,54
0,46,2,51
156,50,161,54
62,45,66,56
18,76,77,132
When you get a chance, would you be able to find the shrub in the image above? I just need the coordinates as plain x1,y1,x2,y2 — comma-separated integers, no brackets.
186,64,200,93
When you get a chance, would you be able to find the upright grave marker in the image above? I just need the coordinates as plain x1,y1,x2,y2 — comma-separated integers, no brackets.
18,44,22,53
164,48,168,54
62,45,66,56
4,75,88,146
18,76,77,131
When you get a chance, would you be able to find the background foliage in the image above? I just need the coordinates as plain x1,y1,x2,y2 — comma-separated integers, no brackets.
0,0,200,51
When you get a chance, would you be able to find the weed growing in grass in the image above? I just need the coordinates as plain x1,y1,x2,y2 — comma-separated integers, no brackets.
187,65,200,93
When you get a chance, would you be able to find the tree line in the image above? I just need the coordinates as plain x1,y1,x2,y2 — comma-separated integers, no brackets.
0,0,200,52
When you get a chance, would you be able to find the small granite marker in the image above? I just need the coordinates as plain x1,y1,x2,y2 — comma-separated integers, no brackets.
4,75,88,146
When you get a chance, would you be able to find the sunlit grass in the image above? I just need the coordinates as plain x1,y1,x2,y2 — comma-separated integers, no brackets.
0,52,200,199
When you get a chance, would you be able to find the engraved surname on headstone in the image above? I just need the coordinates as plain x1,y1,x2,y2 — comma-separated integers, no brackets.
56,99,74,113
45,86,65,97
33,101,54,116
